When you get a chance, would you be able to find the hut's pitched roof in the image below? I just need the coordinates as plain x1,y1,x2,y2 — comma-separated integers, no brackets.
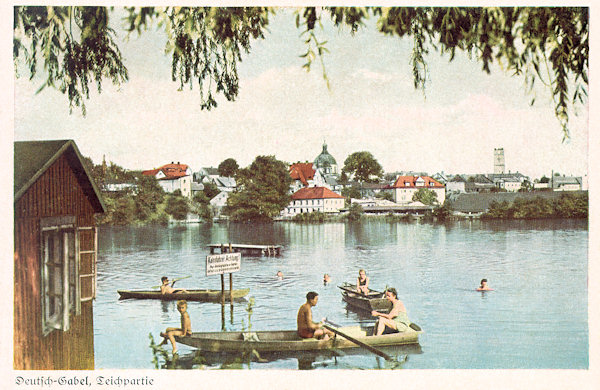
14,139,105,213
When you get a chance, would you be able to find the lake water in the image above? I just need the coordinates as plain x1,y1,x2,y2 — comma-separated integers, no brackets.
94,219,588,369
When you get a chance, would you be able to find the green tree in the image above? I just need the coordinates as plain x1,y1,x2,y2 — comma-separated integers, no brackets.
341,185,362,200
539,176,550,183
202,182,220,200
217,158,239,177
346,203,364,221
433,202,452,220
165,190,190,220
376,191,394,201
412,188,438,205
191,191,212,220
225,155,292,221
14,6,588,138
342,151,384,183
134,174,164,221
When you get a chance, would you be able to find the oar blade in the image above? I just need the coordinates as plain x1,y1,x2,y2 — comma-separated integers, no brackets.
323,323,392,361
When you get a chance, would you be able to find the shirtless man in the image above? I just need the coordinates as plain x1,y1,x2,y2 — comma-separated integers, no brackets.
159,300,192,354
160,276,188,295
297,292,334,340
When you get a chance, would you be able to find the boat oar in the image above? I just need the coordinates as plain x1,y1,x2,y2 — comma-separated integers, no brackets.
151,276,191,289
323,320,392,361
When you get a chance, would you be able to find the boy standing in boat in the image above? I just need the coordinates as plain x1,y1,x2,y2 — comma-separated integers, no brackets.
159,300,191,354
297,292,334,341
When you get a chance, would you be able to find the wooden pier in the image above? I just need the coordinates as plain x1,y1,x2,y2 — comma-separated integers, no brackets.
208,243,282,256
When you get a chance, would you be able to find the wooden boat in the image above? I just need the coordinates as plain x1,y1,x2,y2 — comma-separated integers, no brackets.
338,282,392,313
117,288,250,302
175,324,422,353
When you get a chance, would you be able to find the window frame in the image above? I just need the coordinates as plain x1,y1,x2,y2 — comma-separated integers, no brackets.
40,216,78,336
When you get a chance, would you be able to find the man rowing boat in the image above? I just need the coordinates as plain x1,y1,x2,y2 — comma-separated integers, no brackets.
160,276,188,295
297,291,334,340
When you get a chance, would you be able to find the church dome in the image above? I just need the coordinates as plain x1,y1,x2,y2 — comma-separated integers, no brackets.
314,143,337,174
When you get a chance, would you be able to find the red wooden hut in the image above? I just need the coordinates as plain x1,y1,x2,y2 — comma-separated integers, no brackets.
14,140,105,369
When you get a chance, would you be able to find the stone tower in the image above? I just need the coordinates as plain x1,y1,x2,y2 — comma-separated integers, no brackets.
494,148,505,174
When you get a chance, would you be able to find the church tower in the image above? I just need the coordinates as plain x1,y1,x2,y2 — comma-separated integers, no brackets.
494,148,505,174
314,142,338,175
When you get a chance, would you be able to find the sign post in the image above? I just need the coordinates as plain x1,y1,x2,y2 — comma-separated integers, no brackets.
206,245,242,330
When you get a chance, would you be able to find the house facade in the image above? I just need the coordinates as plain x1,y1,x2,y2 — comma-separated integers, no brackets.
289,162,327,193
142,162,193,198
283,187,345,217
391,175,446,204
14,140,105,369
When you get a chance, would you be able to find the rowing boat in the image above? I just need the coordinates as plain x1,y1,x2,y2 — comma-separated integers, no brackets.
175,324,422,353
338,282,392,313
117,288,250,301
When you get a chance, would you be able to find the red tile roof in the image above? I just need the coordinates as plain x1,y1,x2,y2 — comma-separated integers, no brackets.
291,186,344,200
391,176,444,188
289,163,315,186
142,163,190,180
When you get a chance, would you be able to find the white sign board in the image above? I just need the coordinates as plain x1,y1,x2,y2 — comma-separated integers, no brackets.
206,253,241,276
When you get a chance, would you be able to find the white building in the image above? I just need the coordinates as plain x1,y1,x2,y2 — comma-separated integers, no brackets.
282,187,345,217
391,175,446,204
142,163,193,198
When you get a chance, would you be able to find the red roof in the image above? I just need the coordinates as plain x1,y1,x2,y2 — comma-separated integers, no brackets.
289,163,315,186
142,163,190,180
391,176,444,188
291,186,344,200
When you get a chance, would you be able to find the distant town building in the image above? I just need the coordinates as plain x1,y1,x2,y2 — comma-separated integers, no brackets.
193,167,219,183
551,176,584,191
282,186,345,217
494,148,505,174
289,162,327,193
142,162,193,198
210,191,230,217
390,175,446,204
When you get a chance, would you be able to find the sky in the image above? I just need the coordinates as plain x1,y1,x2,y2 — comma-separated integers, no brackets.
13,7,589,181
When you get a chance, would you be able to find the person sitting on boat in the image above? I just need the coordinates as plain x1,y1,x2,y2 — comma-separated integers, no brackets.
323,273,331,285
371,287,410,335
159,300,192,354
356,269,370,295
297,291,334,341
160,276,188,295
476,278,493,291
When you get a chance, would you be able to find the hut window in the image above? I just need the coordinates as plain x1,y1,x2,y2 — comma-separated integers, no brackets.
40,216,78,336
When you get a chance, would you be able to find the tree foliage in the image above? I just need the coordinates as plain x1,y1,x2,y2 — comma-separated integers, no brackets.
342,151,384,183
412,188,438,205
346,203,364,221
225,155,292,221
165,190,190,220
341,185,362,200
483,193,587,219
202,181,220,199
14,6,587,138
218,158,239,177
134,174,165,221
14,6,129,116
